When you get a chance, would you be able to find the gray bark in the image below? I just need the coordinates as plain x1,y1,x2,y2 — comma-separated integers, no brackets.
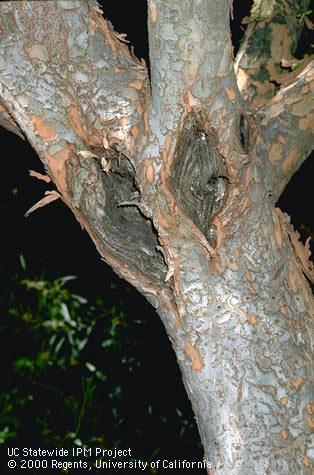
0,1,313,473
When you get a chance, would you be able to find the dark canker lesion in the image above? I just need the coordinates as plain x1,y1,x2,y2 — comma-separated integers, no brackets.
169,116,229,248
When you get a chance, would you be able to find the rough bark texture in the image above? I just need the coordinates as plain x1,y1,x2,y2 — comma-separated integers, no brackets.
0,1,313,473
234,0,312,106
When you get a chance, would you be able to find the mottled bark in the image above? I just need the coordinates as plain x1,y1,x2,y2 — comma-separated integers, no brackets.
0,0,165,304
0,1,313,474
235,0,312,106
257,60,314,202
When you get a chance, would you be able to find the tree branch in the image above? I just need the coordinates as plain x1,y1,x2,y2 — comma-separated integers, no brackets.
142,0,247,229
0,0,167,303
147,0,235,130
235,0,312,107
257,60,314,202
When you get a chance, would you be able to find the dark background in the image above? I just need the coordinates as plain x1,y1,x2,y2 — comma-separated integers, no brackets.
0,0,313,472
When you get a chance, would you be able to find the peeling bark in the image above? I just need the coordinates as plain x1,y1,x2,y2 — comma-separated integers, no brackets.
0,1,313,473
257,60,314,201
235,0,312,107
0,101,24,139
0,0,163,304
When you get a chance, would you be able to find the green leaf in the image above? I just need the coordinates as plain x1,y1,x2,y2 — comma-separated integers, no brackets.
60,303,76,327
85,362,96,372
72,294,88,304
13,357,34,370
19,254,26,271
54,337,66,355
58,275,77,286
0,427,16,444
101,339,114,349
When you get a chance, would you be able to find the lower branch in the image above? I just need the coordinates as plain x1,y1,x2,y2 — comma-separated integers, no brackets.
0,0,168,302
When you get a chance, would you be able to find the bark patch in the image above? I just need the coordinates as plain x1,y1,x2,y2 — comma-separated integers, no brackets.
282,150,299,174
247,313,258,325
291,377,305,390
184,342,204,371
269,141,283,164
31,115,56,141
27,43,49,61
68,106,89,143
279,396,288,406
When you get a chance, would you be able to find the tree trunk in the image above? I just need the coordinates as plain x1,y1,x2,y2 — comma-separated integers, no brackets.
0,1,313,473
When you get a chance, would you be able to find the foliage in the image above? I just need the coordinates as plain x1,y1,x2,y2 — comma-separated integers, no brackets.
0,257,201,472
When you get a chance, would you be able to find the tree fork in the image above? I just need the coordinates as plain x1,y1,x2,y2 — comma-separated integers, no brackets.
0,1,313,473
